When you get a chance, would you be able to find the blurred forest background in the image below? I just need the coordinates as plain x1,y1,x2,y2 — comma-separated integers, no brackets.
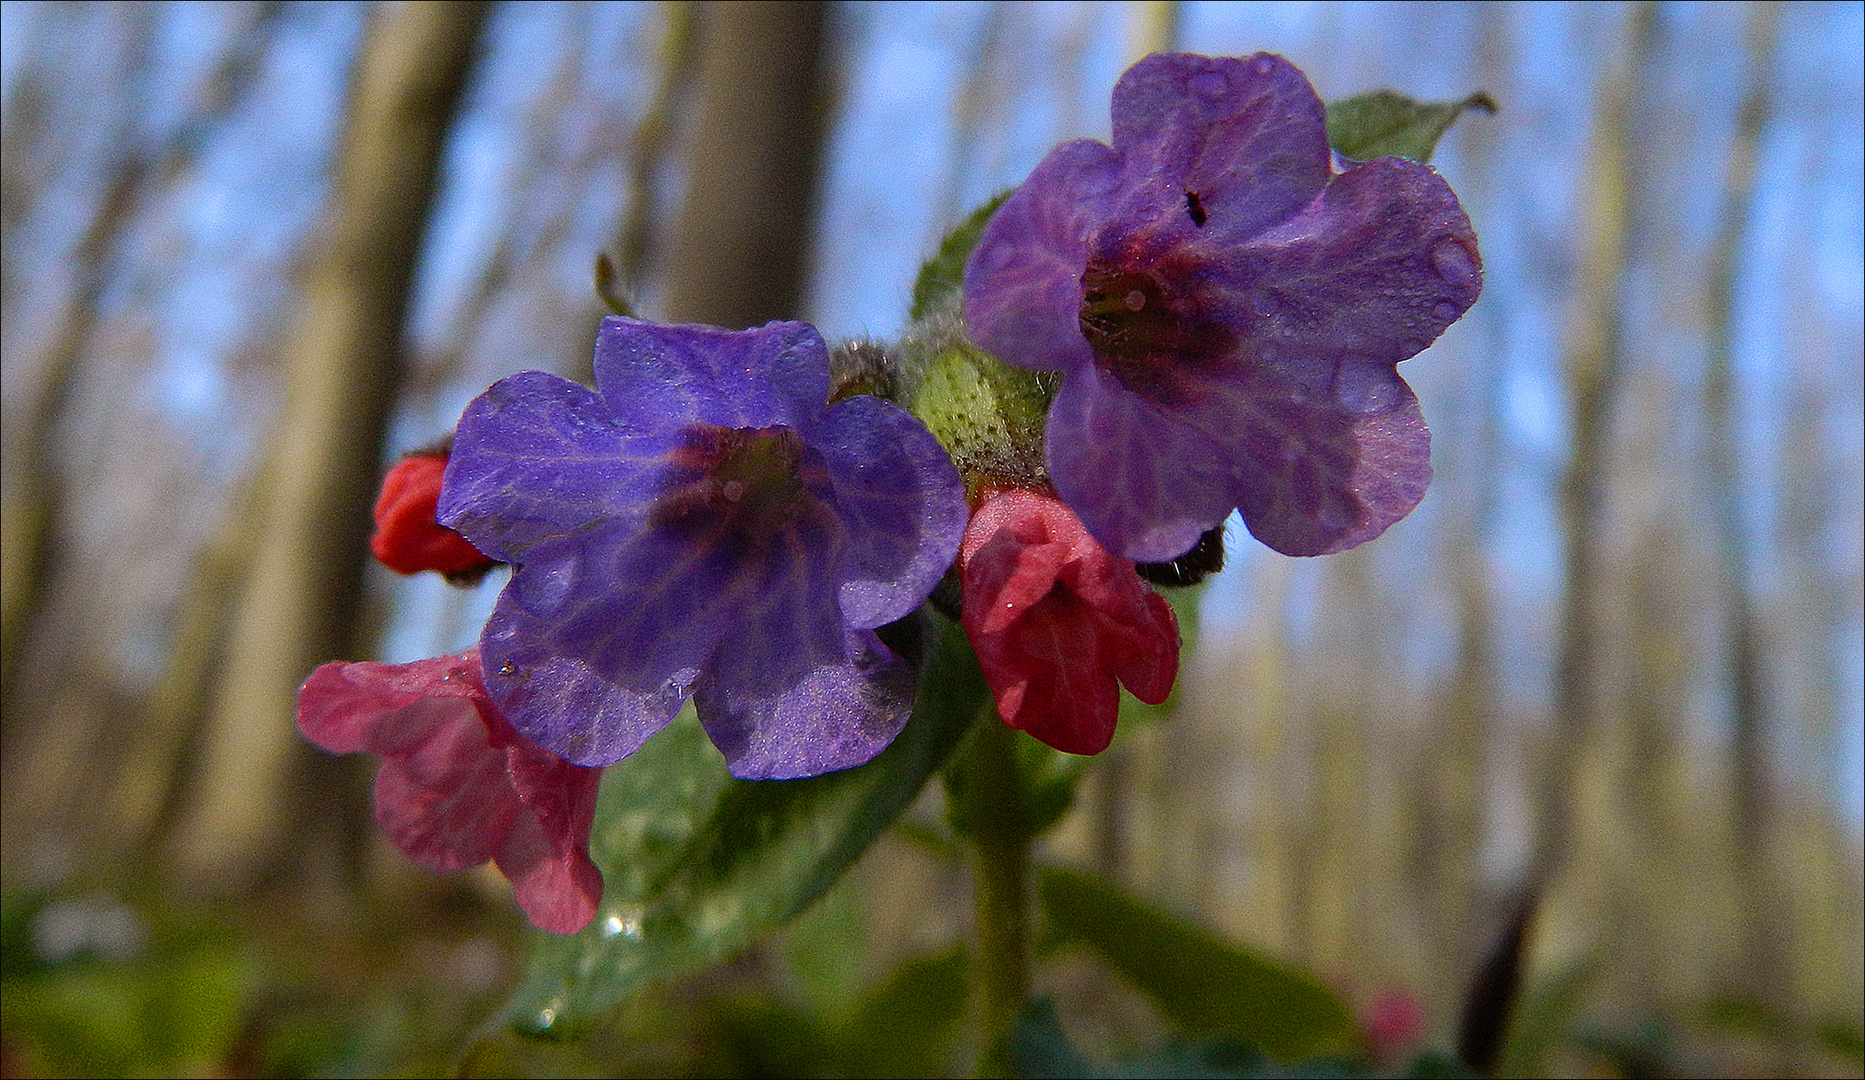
2,2,1860,1077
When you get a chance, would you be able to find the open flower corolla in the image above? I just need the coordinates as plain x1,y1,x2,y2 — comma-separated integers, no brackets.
437,317,968,779
964,52,1481,561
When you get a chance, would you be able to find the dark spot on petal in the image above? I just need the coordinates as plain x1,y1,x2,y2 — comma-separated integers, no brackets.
1185,189,1207,227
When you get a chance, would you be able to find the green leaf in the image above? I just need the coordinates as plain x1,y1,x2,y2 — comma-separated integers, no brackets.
1014,998,1373,1080
836,946,970,1078
1492,957,1600,1079
1325,90,1496,163
910,192,1012,323
944,728,1087,843
498,614,988,1039
1037,866,1358,1062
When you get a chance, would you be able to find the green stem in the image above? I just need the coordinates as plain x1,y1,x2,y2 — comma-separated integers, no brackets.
963,715,1032,1078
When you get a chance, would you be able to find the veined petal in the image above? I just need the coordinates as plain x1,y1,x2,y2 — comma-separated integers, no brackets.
496,743,605,935
1044,370,1240,563
1110,52,1332,244
1222,156,1482,368
372,719,517,871
439,370,668,563
958,488,1181,756
1187,358,1433,556
592,316,831,432
964,139,1120,374
477,526,741,766
813,393,968,629
295,651,606,934
695,628,916,780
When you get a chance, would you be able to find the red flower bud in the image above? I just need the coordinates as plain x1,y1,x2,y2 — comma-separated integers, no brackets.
370,452,497,579
958,487,1179,755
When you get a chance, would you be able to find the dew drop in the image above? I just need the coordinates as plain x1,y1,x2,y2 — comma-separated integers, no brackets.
1430,240,1477,290
1252,293,1279,318
1433,301,1461,322
1124,289,1147,311
498,660,517,677
1189,70,1228,99
721,479,745,502
1252,56,1276,77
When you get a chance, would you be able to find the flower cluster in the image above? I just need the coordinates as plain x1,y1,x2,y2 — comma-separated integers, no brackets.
294,49,1479,932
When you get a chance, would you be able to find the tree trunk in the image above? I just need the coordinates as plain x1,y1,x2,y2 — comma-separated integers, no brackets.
173,1,489,890
1534,1,1652,890
660,0,831,329
1703,0,1786,1012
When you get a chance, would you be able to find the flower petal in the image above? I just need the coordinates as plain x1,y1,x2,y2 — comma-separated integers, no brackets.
477,534,721,767
372,720,518,871
1044,370,1242,562
439,370,668,563
495,739,605,935
694,628,916,780
976,588,1125,756
1109,52,1332,245
964,139,1121,374
297,656,521,872
1186,358,1433,555
958,489,1181,756
371,454,497,577
813,394,968,629
591,316,831,432
1224,156,1482,367
297,654,494,755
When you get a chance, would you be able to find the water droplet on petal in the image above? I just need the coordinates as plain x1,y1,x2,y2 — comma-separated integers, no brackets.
1252,294,1279,318
721,479,745,502
1433,301,1461,322
1190,70,1228,99
498,660,517,677
1252,56,1276,77
1124,289,1147,311
1430,240,1478,291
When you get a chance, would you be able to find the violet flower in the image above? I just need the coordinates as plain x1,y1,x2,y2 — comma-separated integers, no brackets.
964,52,1481,561
296,650,604,935
437,317,967,779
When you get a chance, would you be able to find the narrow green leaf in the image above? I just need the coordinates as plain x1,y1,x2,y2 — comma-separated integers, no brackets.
499,614,988,1038
910,192,1012,323
1325,90,1496,163
836,946,970,1078
1491,957,1601,1079
1037,866,1358,1062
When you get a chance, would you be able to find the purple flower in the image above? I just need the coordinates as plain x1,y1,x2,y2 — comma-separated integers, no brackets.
437,317,968,779
964,52,1481,561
